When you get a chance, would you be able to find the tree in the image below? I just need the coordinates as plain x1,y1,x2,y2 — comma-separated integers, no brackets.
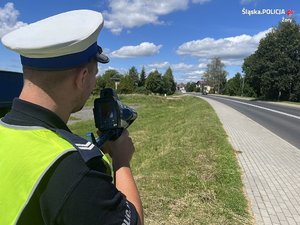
139,66,146,87
162,67,176,95
225,72,243,96
118,75,135,94
102,69,122,89
128,66,139,87
243,54,262,97
93,75,106,95
224,72,256,97
243,20,300,101
203,57,227,94
185,82,196,92
145,70,164,94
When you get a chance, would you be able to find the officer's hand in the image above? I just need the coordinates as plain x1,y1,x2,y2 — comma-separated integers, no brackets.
98,130,135,169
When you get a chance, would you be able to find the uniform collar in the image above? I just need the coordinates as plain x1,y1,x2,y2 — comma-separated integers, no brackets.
1,98,71,132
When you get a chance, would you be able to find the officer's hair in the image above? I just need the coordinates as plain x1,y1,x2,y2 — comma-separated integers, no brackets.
22,68,73,91
22,60,95,92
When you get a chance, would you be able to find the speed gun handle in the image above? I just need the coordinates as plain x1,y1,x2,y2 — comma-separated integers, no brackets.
86,130,121,149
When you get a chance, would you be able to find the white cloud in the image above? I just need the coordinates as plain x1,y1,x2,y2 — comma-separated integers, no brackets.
0,2,27,38
180,70,205,82
171,63,196,71
222,60,244,66
147,61,206,82
148,61,170,69
176,71,205,83
171,63,206,83
148,61,200,72
150,61,205,71
103,0,210,34
198,63,207,69
186,70,205,75
176,28,272,66
187,75,201,80
110,42,162,58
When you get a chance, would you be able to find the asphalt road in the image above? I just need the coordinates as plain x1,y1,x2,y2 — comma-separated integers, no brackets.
195,94,300,149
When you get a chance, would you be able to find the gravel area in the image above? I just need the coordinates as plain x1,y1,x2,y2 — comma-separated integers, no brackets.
68,106,94,125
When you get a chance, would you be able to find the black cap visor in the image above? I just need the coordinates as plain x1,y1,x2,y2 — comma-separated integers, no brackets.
96,46,109,64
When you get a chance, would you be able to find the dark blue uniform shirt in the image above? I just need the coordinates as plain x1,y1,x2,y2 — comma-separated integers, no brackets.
1,98,138,225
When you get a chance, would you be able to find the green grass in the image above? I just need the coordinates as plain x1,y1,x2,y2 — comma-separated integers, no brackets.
84,94,98,107
69,116,80,121
69,94,252,225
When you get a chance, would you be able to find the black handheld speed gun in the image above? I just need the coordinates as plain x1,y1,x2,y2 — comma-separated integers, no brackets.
86,88,137,147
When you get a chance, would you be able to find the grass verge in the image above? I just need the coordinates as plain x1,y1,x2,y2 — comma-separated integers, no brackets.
69,94,252,225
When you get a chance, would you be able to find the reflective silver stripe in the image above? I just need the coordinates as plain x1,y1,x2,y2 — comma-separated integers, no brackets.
0,120,47,130
14,148,77,225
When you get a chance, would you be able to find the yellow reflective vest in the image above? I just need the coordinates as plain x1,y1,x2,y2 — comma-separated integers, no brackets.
0,121,111,225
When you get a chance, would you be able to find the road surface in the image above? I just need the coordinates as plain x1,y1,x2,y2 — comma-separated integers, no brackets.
197,94,300,149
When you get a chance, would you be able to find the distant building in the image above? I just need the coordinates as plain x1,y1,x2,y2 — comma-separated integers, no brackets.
176,83,186,93
196,80,212,94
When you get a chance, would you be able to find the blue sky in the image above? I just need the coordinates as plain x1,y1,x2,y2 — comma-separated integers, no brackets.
0,0,299,83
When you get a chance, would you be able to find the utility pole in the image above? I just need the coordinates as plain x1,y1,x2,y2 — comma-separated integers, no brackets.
241,74,245,97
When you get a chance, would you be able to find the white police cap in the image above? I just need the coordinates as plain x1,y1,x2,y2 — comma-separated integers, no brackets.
1,9,109,70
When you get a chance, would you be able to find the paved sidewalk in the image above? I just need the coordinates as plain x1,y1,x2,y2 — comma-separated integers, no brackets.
201,97,300,225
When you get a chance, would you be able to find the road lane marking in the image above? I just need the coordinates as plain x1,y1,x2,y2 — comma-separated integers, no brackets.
213,97,300,120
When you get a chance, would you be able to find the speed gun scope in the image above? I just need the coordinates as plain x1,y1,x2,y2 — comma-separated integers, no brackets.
93,88,137,141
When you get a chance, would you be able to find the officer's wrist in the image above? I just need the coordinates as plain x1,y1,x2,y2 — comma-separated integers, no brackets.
112,160,131,171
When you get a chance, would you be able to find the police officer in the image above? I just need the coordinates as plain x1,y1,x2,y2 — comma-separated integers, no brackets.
0,10,143,225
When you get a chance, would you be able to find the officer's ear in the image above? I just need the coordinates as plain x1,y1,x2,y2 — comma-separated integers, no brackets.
74,65,89,90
